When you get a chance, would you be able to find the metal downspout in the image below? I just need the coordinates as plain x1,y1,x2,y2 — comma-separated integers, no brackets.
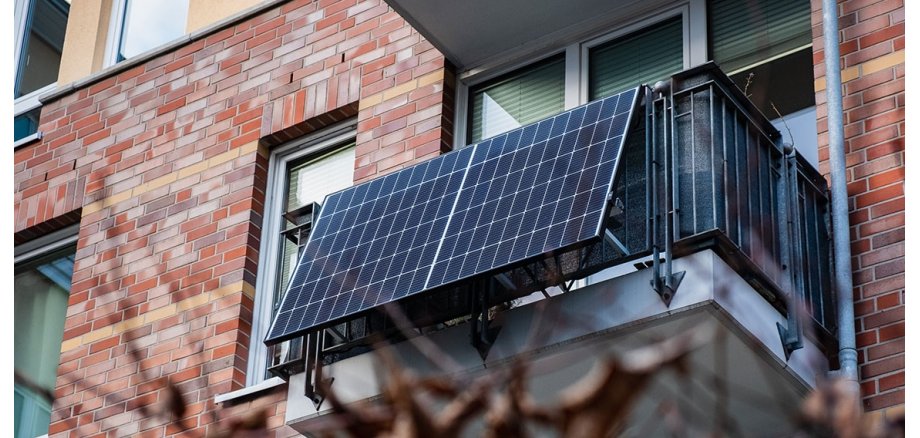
822,0,859,384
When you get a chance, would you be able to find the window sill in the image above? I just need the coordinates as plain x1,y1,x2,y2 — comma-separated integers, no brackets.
14,131,42,149
214,376,286,405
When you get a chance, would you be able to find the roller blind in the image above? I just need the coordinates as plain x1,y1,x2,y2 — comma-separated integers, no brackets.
589,16,684,100
469,55,565,143
709,0,812,73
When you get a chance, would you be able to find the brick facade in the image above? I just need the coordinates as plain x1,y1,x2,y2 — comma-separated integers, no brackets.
11,0,906,436
13,1,450,436
810,0,905,411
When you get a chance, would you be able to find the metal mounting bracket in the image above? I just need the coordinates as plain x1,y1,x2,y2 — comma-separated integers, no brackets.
470,281,500,360
650,270,685,307
303,332,333,409
776,321,803,360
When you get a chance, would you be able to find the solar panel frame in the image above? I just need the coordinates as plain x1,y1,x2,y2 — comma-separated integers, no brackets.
265,87,639,344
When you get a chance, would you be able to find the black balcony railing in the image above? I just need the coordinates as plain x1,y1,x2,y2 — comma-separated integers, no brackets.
605,63,836,345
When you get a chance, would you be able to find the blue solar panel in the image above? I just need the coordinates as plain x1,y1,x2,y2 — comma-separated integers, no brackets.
266,87,639,344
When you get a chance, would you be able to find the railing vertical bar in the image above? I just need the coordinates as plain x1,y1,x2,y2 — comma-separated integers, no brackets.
689,91,697,234
710,84,718,232
722,96,730,234
666,87,676,286
645,86,655,256
751,127,762,267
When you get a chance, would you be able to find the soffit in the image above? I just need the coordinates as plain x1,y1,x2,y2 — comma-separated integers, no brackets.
385,0,652,72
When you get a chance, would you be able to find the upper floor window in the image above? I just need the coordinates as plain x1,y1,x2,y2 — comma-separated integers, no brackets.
709,0,814,116
709,0,817,164
109,0,189,63
14,232,77,438
589,15,683,100
461,1,817,163
469,54,565,143
14,0,69,99
249,129,356,384
14,0,70,144
464,11,688,146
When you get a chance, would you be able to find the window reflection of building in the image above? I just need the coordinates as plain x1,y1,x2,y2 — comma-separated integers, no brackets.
14,245,76,438
14,0,70,144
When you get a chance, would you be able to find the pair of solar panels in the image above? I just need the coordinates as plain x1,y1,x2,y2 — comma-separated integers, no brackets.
266,87,639,344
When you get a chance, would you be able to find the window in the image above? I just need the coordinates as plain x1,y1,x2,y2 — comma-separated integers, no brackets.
14,234,77,438
14,0,70,144
14,106,42,144
462,9,689,147
108,0,189,63
15,0,69,99
460,2,817,164
469,55,566,143
249,128,356,384
589,16,684,100
709,0,818,165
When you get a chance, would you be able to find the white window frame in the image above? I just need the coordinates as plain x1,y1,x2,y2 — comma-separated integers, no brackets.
103,0,129,66
14,0,31,70
247,123,357,386
454,0,707,149
103,0,191,67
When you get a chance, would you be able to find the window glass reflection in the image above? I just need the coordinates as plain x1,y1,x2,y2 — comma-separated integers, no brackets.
118,0,189,61
16,0,70,98
14,248,75,438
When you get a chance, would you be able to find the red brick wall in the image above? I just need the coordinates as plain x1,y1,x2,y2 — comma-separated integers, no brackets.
12,1,450,436
810,0,904,411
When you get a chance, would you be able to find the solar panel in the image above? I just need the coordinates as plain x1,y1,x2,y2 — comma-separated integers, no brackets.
266,87,639,344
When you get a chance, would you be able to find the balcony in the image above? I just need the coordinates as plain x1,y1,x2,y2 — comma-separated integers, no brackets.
279,64,835,435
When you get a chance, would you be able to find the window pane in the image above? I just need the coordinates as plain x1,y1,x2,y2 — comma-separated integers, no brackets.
728,47,815,116
711,0,816,167
14,248,74,438
709,0,812,73
469,55,565,143
590,16,684,100
118,0,189,61
16,0,69,98
14,107,42,142
286,144,357,212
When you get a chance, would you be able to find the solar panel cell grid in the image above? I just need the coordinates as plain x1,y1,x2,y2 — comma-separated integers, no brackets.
265,87,638,343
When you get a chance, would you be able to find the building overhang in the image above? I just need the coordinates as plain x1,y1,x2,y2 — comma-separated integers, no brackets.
384,0,655,72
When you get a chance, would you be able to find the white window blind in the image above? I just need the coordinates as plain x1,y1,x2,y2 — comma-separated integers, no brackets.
286,144,356,211
589,16,684,100
469,55,566,143
709,0,812,73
